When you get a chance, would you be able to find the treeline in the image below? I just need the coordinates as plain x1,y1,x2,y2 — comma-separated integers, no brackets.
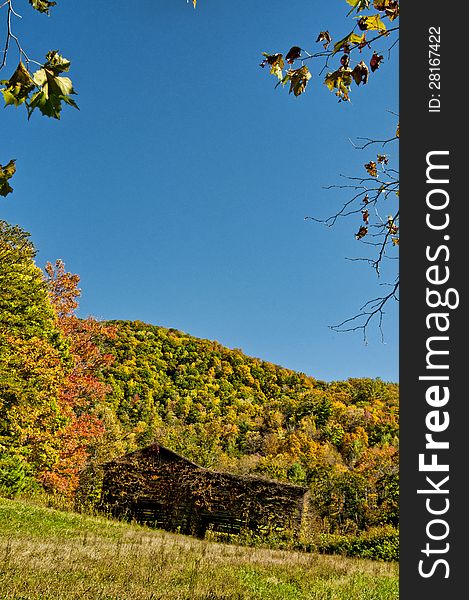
0,220,398,551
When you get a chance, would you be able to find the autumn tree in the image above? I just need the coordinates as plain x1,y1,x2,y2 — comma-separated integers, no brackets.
0,224,115,496
0,221,67,486
42,260,116,494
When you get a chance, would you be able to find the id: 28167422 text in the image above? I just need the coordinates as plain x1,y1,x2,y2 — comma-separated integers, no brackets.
428,26,441,113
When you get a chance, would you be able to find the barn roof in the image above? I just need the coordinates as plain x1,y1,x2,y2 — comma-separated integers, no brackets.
104,442,200,468
103,442,308,494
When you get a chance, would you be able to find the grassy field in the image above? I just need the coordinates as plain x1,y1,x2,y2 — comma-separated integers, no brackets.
0,498,398,600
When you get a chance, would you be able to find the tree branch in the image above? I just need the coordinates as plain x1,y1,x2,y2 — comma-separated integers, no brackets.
330,279,399,343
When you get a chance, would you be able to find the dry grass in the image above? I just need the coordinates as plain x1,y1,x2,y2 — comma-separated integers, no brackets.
0,498,398,599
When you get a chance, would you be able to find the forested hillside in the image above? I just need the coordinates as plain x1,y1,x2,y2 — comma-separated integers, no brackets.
101,321,399,536
0,220,398,554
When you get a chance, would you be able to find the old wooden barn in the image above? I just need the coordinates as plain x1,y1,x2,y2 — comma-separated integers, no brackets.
99,443,309,537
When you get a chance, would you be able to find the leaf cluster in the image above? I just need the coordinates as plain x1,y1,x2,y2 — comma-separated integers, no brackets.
0,159,16,197
1,51,78,119
28,0,57,14
260,0,399,100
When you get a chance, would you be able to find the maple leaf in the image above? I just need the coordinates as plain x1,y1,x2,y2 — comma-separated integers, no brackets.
370,52,384,72
365,161,378,177
260,53,285,81
1,62,35,107
282,66,311,97
316,31,332,50
373,0,400,21
28,0,57,14
28,52,78,119
341,54,351,68
387,216,399,234
352,61,369,85
285,46,302,64
333,32,366,54
355,226,368,240
0,159,16,197
357,14,387,32
346,0,371,15
324,68,353,101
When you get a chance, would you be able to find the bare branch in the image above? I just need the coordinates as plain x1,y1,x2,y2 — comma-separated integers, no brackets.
1,0,28,71
349,135,399,150
330,279,399,343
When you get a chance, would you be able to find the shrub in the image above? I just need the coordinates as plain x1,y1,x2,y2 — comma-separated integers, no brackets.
0,454,38,497
318,525,399,561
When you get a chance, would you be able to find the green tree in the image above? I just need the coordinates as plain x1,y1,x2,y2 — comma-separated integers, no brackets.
0,220,59,340
0,220,67,478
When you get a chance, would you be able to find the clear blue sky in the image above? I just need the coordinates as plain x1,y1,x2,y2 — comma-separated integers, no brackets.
2,0,399,382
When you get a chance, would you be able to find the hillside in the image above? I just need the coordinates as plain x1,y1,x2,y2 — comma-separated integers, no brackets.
93,320,399,540
0,223,398,556
102,320,398,457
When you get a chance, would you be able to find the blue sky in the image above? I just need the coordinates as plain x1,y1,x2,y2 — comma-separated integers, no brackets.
1,0,399,382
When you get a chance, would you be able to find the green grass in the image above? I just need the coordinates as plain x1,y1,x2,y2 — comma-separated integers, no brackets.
0,498,398,599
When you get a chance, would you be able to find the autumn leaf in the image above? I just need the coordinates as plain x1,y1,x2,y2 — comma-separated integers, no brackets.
1,62,35,107
351,61,369,85
333,32,366,54
260,53,285,81
281,65,311,97
324,68,353,101
29,0,57,14
373,0,400,21
340,54,351,68
387,216,399,234
43,50,72,75
28,51,78,119
357,14,387,32
346,0,371,16
377,154,388,164
355,225,368,240
316,31,332,50
396,122,399,138
285,46,302,64
0,159,16,197
365,160,378,177
370,52,384,72
362,209,369,224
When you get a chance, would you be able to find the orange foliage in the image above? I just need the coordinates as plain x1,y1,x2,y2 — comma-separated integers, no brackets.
40,260,116,494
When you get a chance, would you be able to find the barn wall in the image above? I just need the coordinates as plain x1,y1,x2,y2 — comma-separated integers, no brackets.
99,449,308,537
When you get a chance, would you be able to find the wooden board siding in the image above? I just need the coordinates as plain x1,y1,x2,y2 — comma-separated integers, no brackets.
99,443,308,538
